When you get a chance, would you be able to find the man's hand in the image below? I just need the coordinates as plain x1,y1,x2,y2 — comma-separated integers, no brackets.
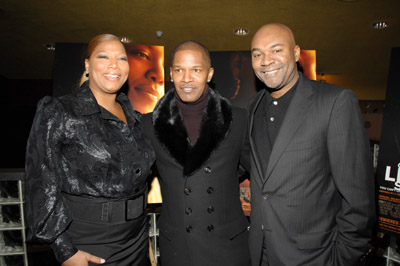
62,250,105,266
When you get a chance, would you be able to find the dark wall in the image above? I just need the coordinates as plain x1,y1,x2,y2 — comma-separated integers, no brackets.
0,78,52,168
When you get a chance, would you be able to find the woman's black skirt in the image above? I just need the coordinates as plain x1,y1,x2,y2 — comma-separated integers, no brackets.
64,193,148,266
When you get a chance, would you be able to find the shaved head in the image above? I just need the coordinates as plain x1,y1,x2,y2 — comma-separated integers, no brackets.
171,40,211,68
251,23,300,97
252,23,297,50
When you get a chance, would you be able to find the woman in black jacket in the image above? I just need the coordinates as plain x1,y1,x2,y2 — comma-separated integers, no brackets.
25,34,155,266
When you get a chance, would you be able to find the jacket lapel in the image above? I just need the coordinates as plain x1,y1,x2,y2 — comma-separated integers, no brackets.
263,74,314,184
249,90,267,189
153,89,232,177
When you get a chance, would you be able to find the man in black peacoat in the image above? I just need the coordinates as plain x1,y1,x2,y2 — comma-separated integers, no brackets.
141,41,251,266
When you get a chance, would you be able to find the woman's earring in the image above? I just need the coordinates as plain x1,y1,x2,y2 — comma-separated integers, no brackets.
85,70,89,77
171,79,174,82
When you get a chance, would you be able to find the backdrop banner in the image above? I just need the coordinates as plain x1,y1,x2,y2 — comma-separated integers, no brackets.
376,47,400,237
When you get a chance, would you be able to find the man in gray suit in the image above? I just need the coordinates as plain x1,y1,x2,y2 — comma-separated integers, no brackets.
247,23,375,266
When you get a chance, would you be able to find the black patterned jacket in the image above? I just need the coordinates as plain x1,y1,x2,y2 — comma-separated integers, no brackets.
25,81,155,263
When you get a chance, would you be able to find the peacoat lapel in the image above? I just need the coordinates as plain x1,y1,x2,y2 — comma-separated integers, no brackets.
263,74,314,185
152,88,232,177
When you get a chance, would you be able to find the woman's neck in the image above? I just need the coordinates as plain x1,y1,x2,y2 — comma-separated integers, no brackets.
90,88,127,124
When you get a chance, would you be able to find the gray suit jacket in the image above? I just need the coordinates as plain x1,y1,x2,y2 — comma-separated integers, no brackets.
247,73,375,266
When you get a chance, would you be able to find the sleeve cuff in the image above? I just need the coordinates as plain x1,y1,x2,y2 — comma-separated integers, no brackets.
49,231,78,263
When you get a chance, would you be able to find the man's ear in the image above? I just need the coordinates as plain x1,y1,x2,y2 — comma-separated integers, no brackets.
170,67,173,81
294,45,301,62
207,67,215,82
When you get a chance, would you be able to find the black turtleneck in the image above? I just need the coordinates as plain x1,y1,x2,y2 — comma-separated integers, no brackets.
176,88,209,145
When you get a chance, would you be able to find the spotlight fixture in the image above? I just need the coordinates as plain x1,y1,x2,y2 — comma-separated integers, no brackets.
156,31,163,38
120,37,132,43
43,44,55,51
372,21,389,29
234,28,249,36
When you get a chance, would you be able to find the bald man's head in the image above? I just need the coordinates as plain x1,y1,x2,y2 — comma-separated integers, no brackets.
251,23,300,98
252,23,297,49
171,41,211,68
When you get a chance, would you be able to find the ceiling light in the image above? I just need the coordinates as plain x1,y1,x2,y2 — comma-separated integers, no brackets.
120,37,132,43
234,28,249,36
372,21,389,29
156,31,163,38
43,44,55,51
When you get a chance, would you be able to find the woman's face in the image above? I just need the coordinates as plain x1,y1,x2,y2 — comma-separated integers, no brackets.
126,45,164,114
85,40,129,96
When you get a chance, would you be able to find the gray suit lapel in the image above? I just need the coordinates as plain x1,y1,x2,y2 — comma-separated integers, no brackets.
263,75,314,184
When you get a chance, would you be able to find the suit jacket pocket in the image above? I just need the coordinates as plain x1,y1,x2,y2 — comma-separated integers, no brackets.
296,227,337,250
225,217,249,240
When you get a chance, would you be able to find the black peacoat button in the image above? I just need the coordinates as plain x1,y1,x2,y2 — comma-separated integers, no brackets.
204,166,212,173
186,225,193,233
185,208,192,215
207,187,214,194
207,225,214,231
184,188,191,195
207,206,214,213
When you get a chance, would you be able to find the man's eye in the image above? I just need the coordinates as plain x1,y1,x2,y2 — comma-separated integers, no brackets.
194,69,201,73
119,57,128,61
252,53,261,58
174,69,182,73
273,49,282,53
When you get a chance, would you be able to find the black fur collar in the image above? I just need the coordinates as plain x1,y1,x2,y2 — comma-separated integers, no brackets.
153,88,232,176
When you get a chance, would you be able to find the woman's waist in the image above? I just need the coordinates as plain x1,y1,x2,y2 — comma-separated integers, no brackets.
62,186,147,223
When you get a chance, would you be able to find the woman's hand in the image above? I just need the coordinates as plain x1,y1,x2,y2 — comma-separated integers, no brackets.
61,250,105,266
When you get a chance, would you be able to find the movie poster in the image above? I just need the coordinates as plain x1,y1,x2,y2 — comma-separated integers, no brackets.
210,51,257,109
53,43,165,204
376,47,400,237
210,50,316,215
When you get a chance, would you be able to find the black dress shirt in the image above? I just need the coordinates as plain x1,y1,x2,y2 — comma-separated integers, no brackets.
263,81,298,146
253,81,299,175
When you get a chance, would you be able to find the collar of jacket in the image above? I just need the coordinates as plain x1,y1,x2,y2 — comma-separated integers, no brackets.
73,81,140,122
152,87,233,177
